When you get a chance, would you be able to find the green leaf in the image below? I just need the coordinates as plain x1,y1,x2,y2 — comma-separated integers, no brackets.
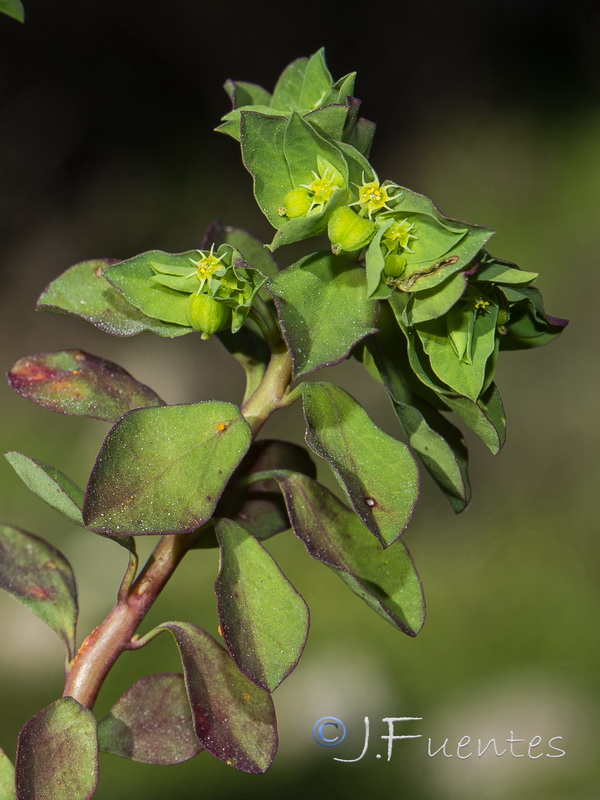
476,254,538,286
403,270,468,325
37,259,190,338
4,453,136,555
221,226,279,278
97,674,202,765
15,698,97,800
267,252,378,377
0,0,24,22
225,79,272,109
444,384,506,455
0,748,15,800
5,452,84,526
302,383,420,547
214,518,309,691
270,55,312,112
364,308,470,512
388,295,506,453
7,350,164,421
215,439,316,540
0,525,78,661
104,251,198,328
266,472,424,636
240,112,292,228
157,622,277,773
417,304,499,401
499,286,568,350
83,402,251,535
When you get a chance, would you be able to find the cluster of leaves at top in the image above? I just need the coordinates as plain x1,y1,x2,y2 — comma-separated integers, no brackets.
0,49,566,797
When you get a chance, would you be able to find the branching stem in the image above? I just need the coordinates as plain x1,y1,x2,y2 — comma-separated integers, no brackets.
62,333,294,709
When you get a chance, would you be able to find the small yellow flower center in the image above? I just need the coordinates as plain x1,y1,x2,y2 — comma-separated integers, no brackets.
189,246,225,280
474,298,490,311
351,178,399,218
384,219,417,252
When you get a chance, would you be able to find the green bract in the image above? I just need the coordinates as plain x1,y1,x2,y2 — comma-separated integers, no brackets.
103,243,267,338
3,46,567,794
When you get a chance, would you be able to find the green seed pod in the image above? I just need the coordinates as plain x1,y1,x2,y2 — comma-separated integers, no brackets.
187,292,231,340
281,188,312,219
327,206,376,254
383,253,407,277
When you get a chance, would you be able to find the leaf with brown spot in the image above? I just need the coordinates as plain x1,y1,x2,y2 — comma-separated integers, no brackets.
0,525,78,661
257,472,425,636
83,402,252,535
302,382,420,547
98,674,202,765
15,698,98,800
7,350,164,422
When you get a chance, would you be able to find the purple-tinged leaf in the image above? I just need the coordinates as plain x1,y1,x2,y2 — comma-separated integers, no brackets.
267,472,425,636
0,525,77,661
83,402,251,536
15,697,98,800
37,259,190,338
215,440,316,540
7,350,164,422
215,518,309,691
97,674,202,765
158,622,277,773
302,382,420,547
0,747,15,800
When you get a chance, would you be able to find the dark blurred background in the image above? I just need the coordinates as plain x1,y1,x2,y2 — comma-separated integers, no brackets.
0,1,598,797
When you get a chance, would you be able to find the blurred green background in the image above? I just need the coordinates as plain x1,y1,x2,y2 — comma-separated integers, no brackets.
0,1,598,797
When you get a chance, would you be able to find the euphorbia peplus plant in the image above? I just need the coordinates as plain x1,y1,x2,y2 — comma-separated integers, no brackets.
0,44,567,798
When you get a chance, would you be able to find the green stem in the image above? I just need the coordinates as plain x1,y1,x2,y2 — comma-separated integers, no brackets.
62,338,294,709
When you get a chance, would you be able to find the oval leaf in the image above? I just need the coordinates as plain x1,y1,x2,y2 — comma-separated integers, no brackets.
302,383,420,547
83,402,252,535
0,525,77,661
97,673,202,765
267,252,377,377
15,697,98,800
215,439,317,540
37,259,190,338
5,452,84,526
271,472,425,636
215,518,310,691
0,748,15,800
7,350,165,421
3,453,136,555
158,622,277,773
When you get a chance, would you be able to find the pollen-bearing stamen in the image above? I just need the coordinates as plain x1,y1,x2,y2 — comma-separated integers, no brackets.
350,175,400,219
187,245,226,281
300,157,345,213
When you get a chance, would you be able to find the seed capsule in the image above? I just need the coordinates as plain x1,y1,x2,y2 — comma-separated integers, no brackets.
383,253,407,277
281,188,312,218
327,206,376,253
187,293,231,339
